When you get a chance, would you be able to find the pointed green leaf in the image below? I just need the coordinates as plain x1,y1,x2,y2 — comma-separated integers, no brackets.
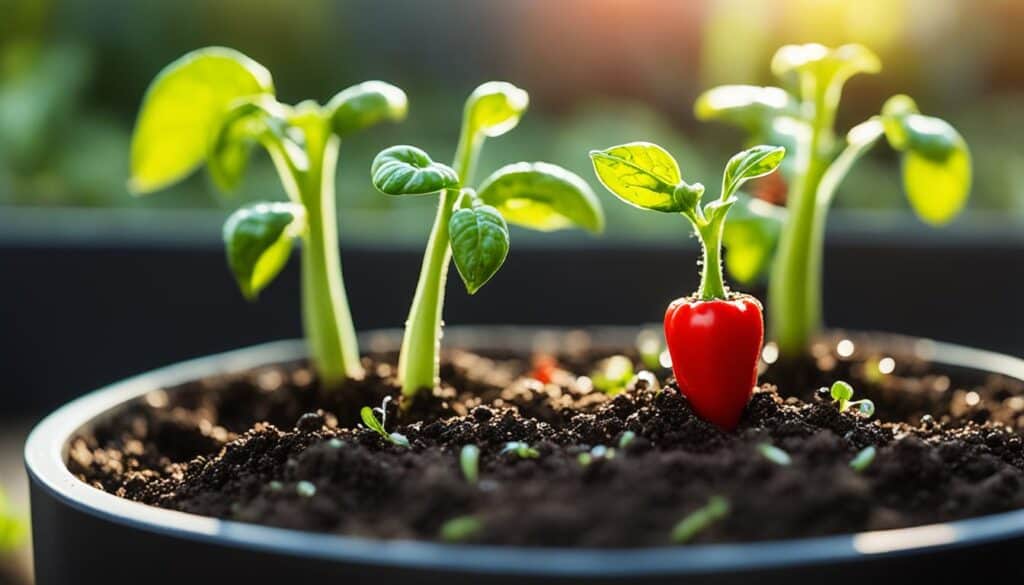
588,142,684,212
449,202,510,294
130,47,274,194
722,145,786,199
371,145,460,195
722,196,785,284
694,85,797,134
771,43,880,85
476,162,604,234
327,80,408,136
464,81,529,139
223,202,305,299
207,96,293,193
360,406,387,435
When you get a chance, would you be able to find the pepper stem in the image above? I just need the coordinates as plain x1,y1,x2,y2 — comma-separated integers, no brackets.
696,218,728,301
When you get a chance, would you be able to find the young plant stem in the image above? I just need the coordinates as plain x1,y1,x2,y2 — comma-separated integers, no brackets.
696,219,727,301
397,119,480,396
266,110,364,386
769,86,836,356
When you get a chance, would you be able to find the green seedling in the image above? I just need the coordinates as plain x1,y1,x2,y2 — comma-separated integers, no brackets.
696,44,972,356
671,496,730,544
371,82,604,400
830,381,875,417
636,330,665,370
591,355,635,395
757,443,792,466
578,445,615,467
460,444,480,484
130,47,409,387
440,515,484,543
501,441,540,459
360,397,410,447
849,446,877,472
618,431,637,449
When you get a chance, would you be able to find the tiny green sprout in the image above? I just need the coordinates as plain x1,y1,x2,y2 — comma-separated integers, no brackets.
360,397,410,447
440,515,484,543
850,446,877,472
830,380,875,417
130,49,409,387
578,445,616,467
695,44,971,357
636,329,664,370
618,430,637,449
296,480,317,498
460,444,480,484
671,496,730,544
757,443,792,466
501,441,540,459
591,355,635,395
371,82,604,402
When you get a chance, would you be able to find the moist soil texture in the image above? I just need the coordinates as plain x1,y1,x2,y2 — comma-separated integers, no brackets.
68,333,1024,547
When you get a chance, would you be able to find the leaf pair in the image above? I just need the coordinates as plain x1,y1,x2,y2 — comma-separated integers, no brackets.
589,142,784,218
371,145,603,295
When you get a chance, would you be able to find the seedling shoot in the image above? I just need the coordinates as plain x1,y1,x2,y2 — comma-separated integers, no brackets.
130,48,408,387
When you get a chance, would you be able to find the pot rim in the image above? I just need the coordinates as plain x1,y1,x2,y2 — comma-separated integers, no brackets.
25,326,1024,577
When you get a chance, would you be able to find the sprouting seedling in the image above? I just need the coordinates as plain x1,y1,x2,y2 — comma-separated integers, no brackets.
371,82,605,401
757,443,792,466
671,496,730,544
360,397,410,447
618,430,637,449
501,441,540,459
439,515,484,543
130,48,409,387
636,330,665,370
849,446,877,472
578,445,615,467
460,444,480,484
590,355,635,395
695,44,971,358
830,381,875,417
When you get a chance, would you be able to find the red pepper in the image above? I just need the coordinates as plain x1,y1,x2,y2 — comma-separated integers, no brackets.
664,294,763,430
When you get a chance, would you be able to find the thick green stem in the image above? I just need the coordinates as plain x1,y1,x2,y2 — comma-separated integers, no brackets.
398,125,481,396
769,85,835,357
266,114,363,386
696,219,727,301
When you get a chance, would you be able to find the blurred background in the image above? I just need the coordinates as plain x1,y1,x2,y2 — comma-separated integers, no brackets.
1,0,1023,581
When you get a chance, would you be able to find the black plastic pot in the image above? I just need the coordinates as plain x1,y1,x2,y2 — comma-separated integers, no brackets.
25,327,1024,584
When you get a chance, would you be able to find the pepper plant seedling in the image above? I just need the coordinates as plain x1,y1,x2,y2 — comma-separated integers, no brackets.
590,143,785,430
670,496,730,544
360,397,410,447
850,445,877,472
130,47,409,387
501,441,540,459
830,380,875,417
372,82,604,400
460,444,480,484
695,44,972,357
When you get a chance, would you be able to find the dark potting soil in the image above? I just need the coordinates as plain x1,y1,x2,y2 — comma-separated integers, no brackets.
68,334,1024,547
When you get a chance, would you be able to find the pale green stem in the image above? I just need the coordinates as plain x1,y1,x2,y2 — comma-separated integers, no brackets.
398,123,481,396
264,118,364,386
696,218,728,301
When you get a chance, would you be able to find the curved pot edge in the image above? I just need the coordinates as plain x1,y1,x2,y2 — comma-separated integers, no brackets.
24,327,1024,578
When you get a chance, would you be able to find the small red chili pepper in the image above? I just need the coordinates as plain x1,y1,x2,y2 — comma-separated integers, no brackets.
664,295,763,430
529,354,558,384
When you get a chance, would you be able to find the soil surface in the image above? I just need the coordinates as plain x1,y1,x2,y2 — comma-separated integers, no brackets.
69,333,1024,547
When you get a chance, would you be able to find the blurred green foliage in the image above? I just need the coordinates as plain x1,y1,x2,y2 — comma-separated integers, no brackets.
1,0,1022,241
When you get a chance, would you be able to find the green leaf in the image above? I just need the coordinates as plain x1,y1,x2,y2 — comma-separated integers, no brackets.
327,80,408,136
694,85,797,134
722,145,786,199
207,96,293,193
464,81,529,139
360,406,387,435
476,162,605,234
722,195,785,284
879,96,972,225
588,142,685,212
449,201,510,294
671,496,730,544
222,202,305,299
371,145,460,195
130,47,274,194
